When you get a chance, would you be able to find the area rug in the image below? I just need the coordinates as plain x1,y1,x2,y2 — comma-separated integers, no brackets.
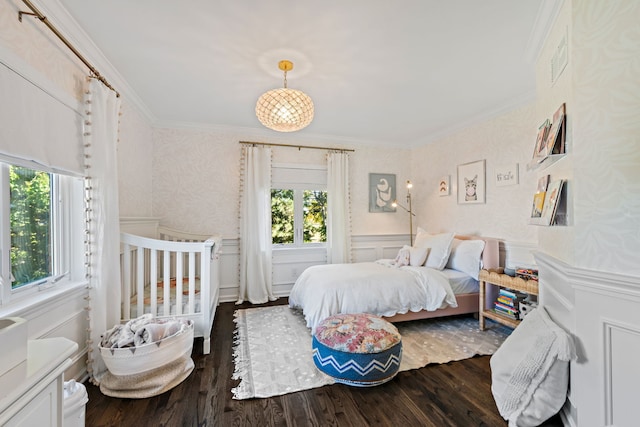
231,305,511,400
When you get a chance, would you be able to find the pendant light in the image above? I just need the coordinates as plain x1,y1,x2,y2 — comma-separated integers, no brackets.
255,60,314,132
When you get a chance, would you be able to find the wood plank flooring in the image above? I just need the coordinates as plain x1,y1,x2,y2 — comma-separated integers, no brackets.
85,299,564,426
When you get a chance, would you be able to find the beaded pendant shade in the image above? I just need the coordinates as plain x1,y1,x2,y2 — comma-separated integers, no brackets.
256,60,314,132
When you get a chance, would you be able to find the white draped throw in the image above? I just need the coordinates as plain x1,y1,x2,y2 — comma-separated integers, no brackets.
326,151,352,264
237,146,276,304
84,79,122,384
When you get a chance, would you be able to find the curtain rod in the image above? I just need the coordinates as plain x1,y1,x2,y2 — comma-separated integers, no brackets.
18,0,120,97
239,141,355,153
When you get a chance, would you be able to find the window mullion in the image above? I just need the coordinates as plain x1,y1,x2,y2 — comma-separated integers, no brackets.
0,164,9,304
294,189,304,246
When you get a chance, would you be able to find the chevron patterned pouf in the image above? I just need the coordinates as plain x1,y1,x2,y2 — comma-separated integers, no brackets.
312,313,402,387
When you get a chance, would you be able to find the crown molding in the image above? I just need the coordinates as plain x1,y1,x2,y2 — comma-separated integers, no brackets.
525,0,565,64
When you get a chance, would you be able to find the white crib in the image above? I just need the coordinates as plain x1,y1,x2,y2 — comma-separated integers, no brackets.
120,229,221,354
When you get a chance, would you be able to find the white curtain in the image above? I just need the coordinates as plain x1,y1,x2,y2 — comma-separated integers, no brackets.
84,79,122,384
327,151,352,264
237,146,276,304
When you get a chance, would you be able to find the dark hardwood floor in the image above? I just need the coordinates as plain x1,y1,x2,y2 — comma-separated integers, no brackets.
85,299,564,426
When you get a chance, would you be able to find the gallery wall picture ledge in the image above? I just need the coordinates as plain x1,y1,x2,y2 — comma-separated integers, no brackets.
457,160,486,204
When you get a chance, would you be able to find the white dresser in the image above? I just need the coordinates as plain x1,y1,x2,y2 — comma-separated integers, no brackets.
0,338,78,426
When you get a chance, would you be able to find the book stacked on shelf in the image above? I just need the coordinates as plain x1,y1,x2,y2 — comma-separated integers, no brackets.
494,288,526,320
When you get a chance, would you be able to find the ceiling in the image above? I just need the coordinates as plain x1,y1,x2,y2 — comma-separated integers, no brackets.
57,0,556,147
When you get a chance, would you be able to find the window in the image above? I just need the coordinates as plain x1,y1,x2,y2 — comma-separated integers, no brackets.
0,161,83,305
271,163,327,247
271,188,327,245
9,166,53,289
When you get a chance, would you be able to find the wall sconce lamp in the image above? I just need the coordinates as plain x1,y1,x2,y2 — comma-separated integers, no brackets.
392,180,415,245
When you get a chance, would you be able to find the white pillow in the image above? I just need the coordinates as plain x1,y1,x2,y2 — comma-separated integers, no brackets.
490,307,576,427
445,238,485,280
394,245,429,267
413,228,454,270
409,246,429,266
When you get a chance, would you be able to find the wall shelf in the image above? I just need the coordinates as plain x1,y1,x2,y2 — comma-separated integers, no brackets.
527,153,566,171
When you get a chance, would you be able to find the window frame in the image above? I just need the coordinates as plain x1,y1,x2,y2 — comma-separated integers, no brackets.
271,163,327,249
0,160,83,306
271,188,327,248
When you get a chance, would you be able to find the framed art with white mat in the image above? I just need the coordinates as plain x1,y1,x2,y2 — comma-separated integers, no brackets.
457,160,486,204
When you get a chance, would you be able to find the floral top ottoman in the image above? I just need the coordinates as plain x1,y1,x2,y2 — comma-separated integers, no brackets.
312,313,402,387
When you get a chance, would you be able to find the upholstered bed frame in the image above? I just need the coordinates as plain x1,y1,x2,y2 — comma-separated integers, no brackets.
384,235,499,323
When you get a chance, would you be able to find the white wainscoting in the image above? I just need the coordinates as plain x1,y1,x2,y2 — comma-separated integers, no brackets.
157,229,534,304
535,252,640,427
218,234,409,303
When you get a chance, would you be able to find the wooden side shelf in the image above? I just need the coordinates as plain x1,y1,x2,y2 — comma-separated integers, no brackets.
478,268,539,330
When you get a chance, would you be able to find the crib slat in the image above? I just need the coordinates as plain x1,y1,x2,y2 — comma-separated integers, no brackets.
150,248,158,317
122,242,131,320
163,249,170,317
176,251,183,315
188,251,196,314
136,246,145,318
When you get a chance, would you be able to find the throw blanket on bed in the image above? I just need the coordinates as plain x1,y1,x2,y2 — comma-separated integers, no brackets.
289,261,457,331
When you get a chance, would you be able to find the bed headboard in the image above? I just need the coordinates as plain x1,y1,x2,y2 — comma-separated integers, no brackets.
455,235,500,270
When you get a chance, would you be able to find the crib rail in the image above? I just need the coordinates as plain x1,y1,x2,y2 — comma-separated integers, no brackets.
120,232,218,321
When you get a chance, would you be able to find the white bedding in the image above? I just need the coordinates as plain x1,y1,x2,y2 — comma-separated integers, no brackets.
289,260,458,331
441,268,480,294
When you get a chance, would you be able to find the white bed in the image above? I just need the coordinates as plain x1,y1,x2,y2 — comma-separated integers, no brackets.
120,230,221,354
289,233,499,331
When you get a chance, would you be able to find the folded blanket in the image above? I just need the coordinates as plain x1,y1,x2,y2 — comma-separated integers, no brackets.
133,322,184,347
101,314,189,348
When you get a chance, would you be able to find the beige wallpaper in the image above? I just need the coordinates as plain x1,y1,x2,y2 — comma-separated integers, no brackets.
152,127,412,238
409,104,538,244
117,102,154,216
533,0,640,275
571,0,640,275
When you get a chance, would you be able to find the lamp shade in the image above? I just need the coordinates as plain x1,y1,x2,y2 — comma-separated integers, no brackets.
256,87,314,132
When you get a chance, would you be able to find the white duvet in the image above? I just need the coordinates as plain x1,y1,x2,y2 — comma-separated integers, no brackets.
289,260,458,331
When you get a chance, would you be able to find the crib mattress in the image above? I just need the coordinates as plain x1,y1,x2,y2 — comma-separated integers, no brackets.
129,278,202,318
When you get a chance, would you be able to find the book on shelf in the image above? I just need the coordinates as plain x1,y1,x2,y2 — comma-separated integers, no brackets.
545,103,566,155
539,179,565,226
494,302,518,313
493,307,519,320
499,288,518,299
531,192,546,218
497,295,516,305
532,119,551,160
530,175,551,222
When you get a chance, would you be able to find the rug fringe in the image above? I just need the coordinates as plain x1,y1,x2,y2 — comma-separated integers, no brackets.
230,308,253,399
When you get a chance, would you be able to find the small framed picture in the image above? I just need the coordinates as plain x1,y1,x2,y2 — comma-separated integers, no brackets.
457,160,486,204
438,175,450,196
369,173,396,212
494,163,519,187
